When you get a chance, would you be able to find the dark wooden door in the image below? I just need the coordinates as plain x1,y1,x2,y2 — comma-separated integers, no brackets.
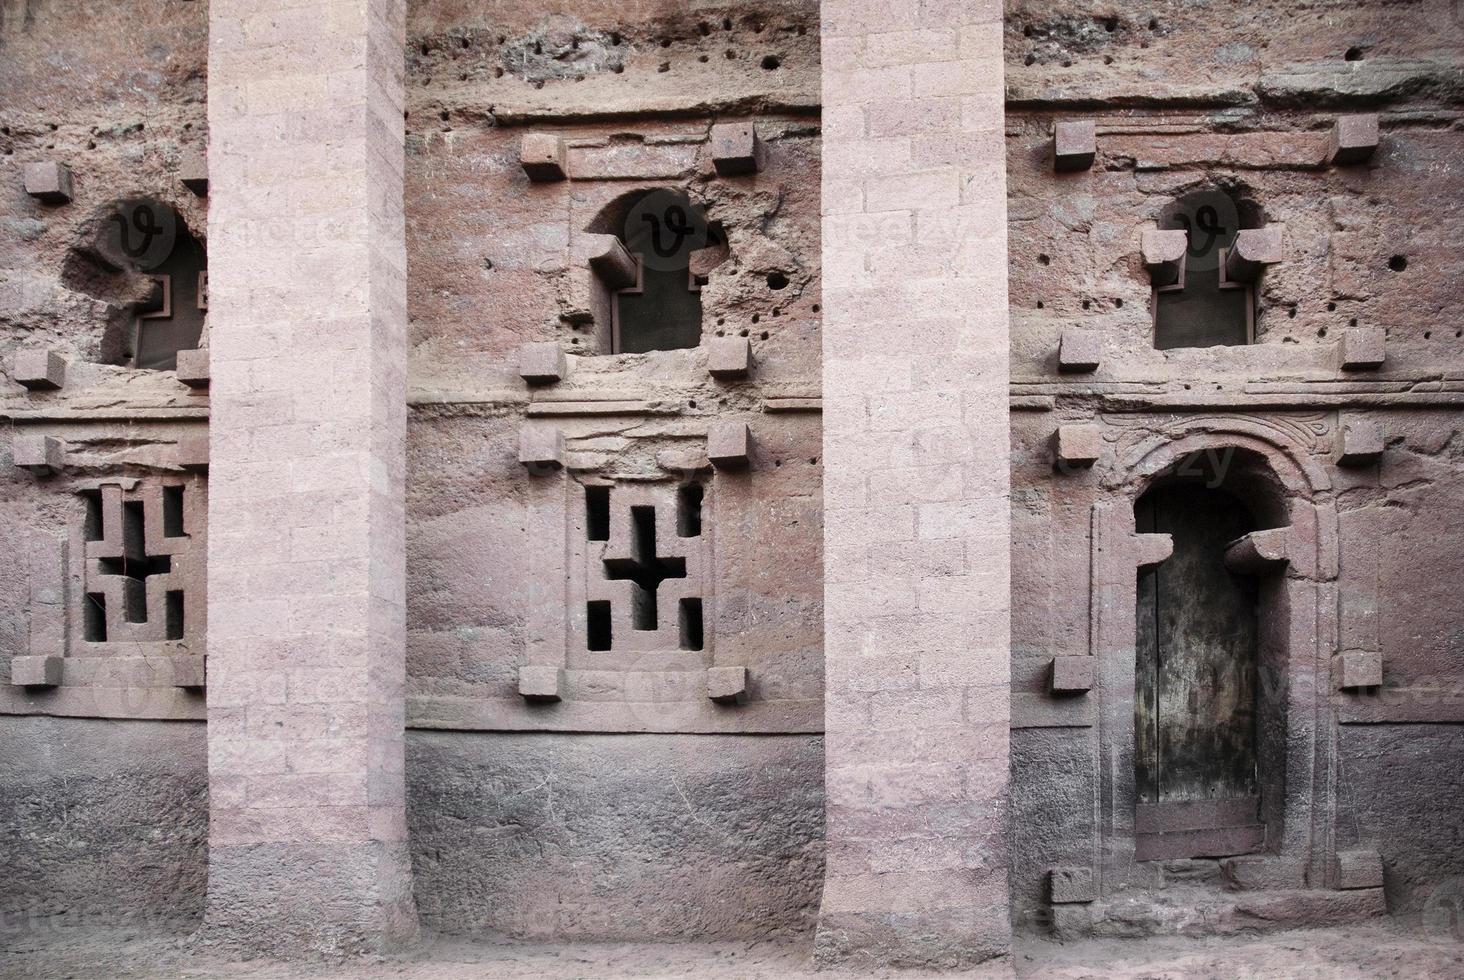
1134,484,1264,860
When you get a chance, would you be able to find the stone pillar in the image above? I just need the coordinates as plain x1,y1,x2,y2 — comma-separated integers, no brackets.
204,0,417,954
817,0,1012,967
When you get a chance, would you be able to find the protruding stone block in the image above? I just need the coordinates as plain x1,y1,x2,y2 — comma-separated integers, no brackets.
1339,326,1386,371
1225,227,1283,283
1224,528,1290,574
518,342,567,385
518,665,563,701
656,449,713,478
178,433,210,472
10,655,63,687
519,426,565,472
710,121,764,176
180,149,209,195
13,435,63,475
173,655,208,689
1133,532,1174,569
1058,328,1101,373
1049,656,1094,695
520,133,567,182
584,234,639,290
1141,228,1187,288
1338,418,1384,466
1221,855,1305,891
1339,650,1383,690
23,161,73,203
1053,424,1102,470
707,336,751,379
1335,849,1384,889
707,665,748,705
1049,903,1091,938
1328,115,1379,166
1052,120,1096,172
1049,866,1095,904
174,348,210,388
707,421,750,469
12,349,65,390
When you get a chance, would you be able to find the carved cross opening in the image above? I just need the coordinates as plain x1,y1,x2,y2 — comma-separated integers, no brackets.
602,505,686,630
92,501,173,626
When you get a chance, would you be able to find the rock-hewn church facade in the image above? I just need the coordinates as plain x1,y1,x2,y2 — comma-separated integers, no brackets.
2,0,1461,967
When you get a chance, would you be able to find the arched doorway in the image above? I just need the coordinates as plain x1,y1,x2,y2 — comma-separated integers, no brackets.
1134,476,1264,860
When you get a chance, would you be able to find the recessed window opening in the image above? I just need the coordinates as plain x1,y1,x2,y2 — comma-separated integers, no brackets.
600,190,719,353
1153,189,1258,350
602,505,687,631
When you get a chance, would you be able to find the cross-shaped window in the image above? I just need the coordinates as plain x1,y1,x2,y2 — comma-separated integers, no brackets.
602,505,687,630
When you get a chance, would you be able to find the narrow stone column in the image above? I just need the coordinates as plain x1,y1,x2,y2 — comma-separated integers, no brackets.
204,0,417,954
817,0,1012,967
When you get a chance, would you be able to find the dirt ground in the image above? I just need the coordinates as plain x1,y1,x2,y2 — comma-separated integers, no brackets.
2,920,1462,980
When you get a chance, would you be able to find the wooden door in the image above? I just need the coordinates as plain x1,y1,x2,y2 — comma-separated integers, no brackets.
1134,483,1264,860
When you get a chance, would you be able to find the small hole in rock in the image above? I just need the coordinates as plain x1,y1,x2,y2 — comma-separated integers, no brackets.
761,55,780,70
1038,254,1050,265
1388,255,1408,272
767,272,789,290
1345,47,1363,61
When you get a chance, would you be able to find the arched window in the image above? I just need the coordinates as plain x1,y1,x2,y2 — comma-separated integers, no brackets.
122,206,208,371
1152,189,1256,350
589,189,722,354
68,199,208,371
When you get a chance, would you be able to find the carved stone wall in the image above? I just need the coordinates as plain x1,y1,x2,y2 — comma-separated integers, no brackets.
400,0,826,941
1005,0,1464,933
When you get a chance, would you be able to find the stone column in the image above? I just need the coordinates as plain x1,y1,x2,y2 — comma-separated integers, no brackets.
204,0,417,954
817,0,1012,967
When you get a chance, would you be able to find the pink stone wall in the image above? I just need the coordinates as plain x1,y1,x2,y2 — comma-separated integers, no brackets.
203,0,417,954
816,0,1012,967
